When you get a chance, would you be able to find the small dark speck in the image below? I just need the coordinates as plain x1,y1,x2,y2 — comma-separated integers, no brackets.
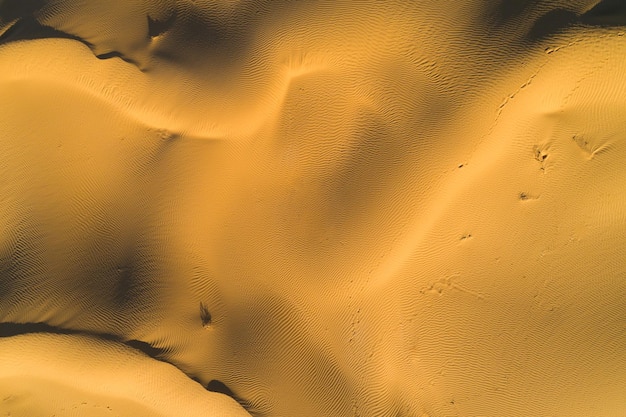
200,302,212,328
519,192,529,200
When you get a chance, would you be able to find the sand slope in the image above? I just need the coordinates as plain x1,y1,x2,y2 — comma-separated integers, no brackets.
0,333,251,417
1,1,625,416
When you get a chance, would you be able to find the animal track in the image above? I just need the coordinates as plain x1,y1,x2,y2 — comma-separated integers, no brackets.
519,192,539,201
572,134,612,159
533,145,549,171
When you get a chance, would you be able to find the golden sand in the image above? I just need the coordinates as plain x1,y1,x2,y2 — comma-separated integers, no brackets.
0,1,625,416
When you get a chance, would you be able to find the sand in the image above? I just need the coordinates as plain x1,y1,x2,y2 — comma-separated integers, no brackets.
0,1,625,416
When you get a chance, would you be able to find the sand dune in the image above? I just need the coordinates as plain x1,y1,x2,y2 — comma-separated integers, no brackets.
0,333,251,416
1,1,625,416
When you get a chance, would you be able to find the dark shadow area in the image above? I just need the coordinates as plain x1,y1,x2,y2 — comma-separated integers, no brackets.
527,9,578,40
206,379,237,397
0,16,90,47
0,15,138,68
487,0,626,44
494,0,536,22
95,50,139,66
207,379,260,416
148,12,177,39
581,0,626,26
0,0,46,21
111,258,152,312
125,339,165,358
0,321,166,359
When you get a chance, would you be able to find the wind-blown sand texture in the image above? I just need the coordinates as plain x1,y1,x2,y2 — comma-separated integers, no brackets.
0,1,625,416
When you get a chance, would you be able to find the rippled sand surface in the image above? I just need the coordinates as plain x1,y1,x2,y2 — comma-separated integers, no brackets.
1,1,625,416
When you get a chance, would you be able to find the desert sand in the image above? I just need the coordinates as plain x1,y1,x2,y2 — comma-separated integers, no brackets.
0,0,625,416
